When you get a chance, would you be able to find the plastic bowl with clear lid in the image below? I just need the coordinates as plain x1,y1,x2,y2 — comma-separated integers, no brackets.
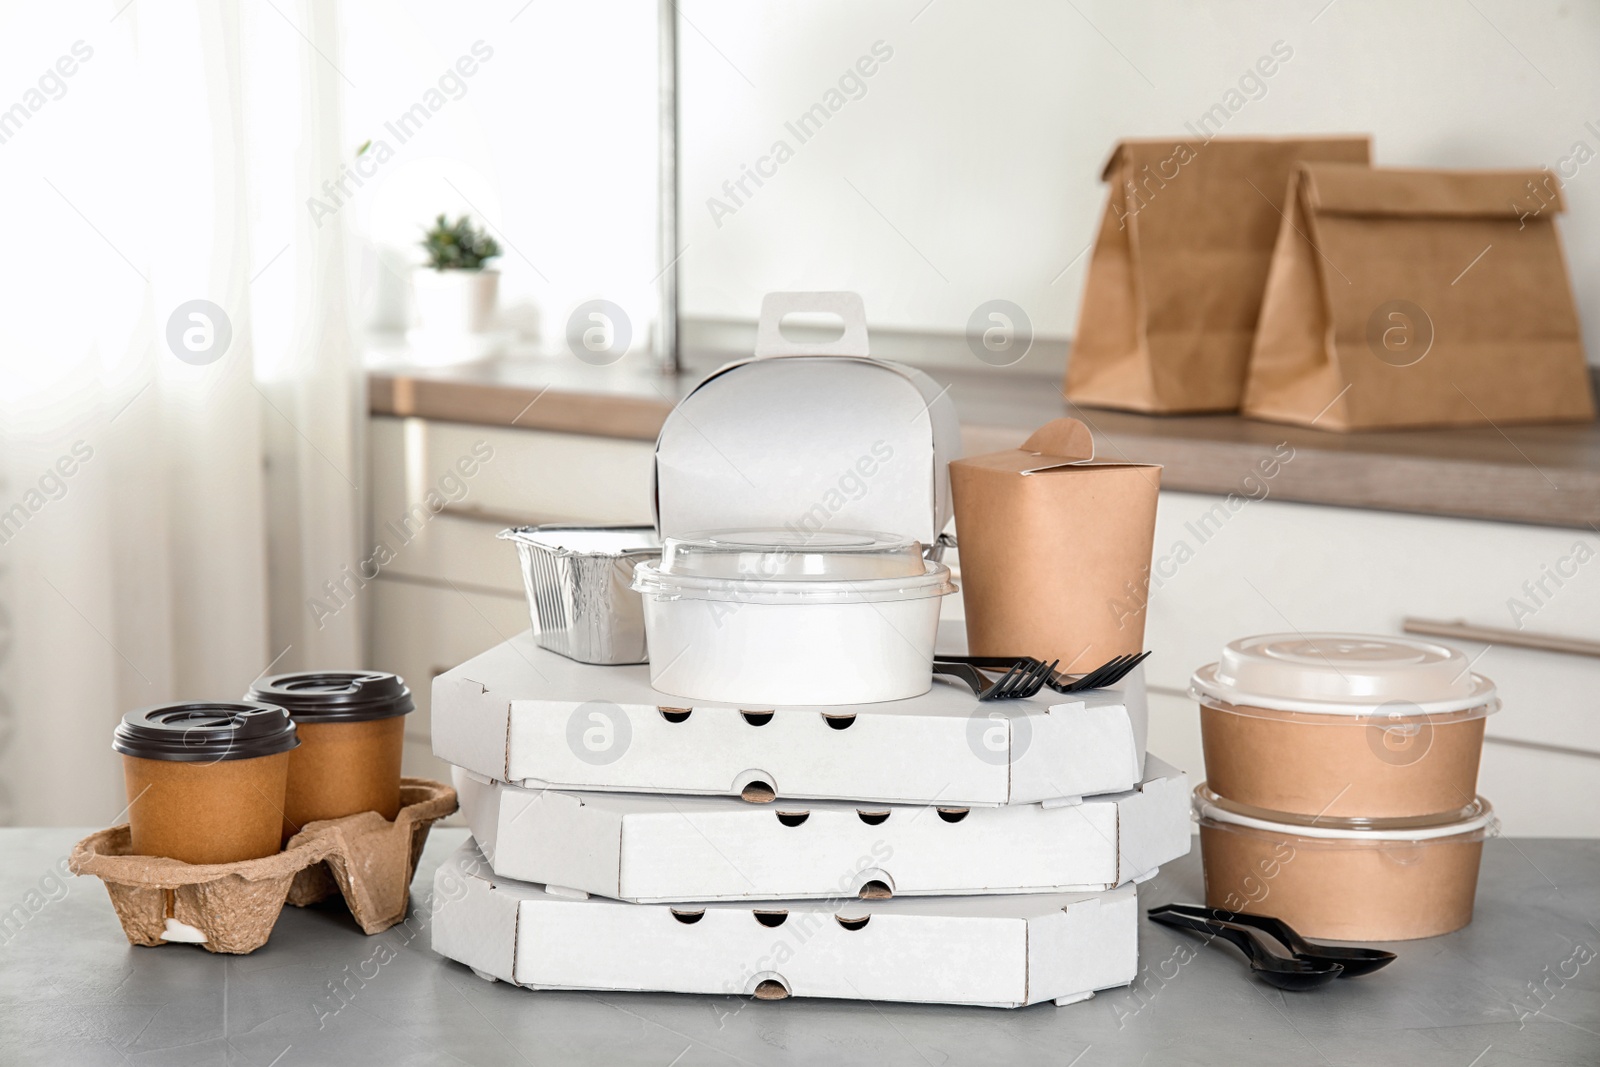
657,529,927,581
1190,633,1497,820
636,529,953,605
632,528,957,705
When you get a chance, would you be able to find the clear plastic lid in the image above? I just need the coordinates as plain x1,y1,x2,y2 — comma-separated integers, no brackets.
634,529,954,605
659,529,926,581
1190,633,1498,717
1193,784,1497,842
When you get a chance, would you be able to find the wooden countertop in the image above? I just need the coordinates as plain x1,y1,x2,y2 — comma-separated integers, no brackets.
370,351,1600,530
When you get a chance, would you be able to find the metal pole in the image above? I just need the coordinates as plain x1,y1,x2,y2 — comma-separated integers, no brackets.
654,0,681,375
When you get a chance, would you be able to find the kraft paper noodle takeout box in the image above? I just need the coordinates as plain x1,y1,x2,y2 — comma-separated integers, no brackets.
431,631,1150,806
68,778,456,954
431,838,1142,1009
950,419,1161,670
454,757,1190,902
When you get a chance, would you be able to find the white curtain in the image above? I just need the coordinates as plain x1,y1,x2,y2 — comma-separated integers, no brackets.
0,1,362,826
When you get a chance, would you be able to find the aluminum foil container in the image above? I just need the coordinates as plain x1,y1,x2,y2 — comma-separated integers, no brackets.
499,525,661,665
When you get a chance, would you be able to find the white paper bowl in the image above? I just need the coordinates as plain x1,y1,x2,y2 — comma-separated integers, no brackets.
633,531,955,705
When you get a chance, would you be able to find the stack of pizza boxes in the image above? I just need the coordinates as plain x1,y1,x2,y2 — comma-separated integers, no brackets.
429,294,1190,1008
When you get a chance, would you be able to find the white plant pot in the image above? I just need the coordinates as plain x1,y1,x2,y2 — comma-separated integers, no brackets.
412,268,498,335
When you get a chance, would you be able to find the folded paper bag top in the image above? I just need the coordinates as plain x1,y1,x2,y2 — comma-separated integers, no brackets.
1065,136,1373,415
1299,163,1567,218
949,418,1160,671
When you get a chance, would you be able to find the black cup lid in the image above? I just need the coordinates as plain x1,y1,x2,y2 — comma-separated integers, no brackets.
113,702,300,762
243,671,414,723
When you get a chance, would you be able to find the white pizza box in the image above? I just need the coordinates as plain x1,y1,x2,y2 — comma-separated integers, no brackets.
454,756,1189,903
432,631,1148,806
431,838,1140,1009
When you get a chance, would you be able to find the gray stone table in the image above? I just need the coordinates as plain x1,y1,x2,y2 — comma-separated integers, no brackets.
2,828,1596,1066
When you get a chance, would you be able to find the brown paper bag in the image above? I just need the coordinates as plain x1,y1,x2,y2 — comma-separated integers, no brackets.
1243,163,1596,430
949,418,1160,670
1066,136,1371,414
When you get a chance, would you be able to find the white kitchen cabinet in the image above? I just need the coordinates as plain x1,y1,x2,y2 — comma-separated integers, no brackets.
1140,490,1600,837
367,416,656,592
366,415,656,783
367,412,1599,835
368,576,530,784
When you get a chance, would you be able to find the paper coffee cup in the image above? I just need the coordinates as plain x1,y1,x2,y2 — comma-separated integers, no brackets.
114,703,299,865
245,672,413,841
1191,634,1497,819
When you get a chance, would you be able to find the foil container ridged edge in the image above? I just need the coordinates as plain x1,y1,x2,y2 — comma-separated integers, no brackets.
499,525,660,665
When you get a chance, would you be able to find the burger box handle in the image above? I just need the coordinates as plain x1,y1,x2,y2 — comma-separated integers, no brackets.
753,291,870,358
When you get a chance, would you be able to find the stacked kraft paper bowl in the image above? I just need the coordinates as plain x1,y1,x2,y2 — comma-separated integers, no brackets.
1189,634,1499,941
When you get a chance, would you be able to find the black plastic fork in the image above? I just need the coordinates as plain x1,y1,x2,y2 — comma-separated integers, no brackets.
941,651,1151,693
931,658,1058,701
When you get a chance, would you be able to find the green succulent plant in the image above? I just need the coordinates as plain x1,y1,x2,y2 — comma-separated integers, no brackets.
420,214,501,271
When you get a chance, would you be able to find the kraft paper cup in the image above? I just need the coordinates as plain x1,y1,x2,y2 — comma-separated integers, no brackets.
1192,634,1497,820
245,672,413,841
114,703,299,865
1194,784,1495,941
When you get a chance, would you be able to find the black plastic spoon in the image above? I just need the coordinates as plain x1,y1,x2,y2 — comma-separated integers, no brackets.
1151,903,1397,977
1146,907,1344,991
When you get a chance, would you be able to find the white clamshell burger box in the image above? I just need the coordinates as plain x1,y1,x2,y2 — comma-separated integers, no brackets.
432,632,1147,805
432,839,1139,1008
454,757,1189,902
652,292,962,544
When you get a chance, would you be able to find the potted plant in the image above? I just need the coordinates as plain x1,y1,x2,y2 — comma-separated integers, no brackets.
412,214,502,337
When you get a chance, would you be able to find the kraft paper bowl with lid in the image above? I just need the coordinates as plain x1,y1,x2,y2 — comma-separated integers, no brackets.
245,671,414,840
114,702,299,865
1191,634,1498,819
1194,784,1496,941
632,528,956,705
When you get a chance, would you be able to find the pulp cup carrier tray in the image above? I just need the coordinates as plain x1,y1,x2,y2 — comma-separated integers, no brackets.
69,778,457,954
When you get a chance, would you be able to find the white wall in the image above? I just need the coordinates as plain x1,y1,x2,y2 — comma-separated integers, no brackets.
679,0,1600,357
340,0,1600,365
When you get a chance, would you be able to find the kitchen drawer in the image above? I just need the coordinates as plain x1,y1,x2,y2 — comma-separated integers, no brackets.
1142,491,1600,755
366,575,530,782
367,416,656,589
